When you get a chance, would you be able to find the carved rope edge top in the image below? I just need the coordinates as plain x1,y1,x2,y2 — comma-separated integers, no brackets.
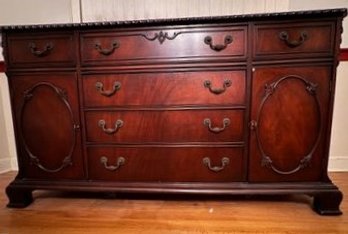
0,8,346,31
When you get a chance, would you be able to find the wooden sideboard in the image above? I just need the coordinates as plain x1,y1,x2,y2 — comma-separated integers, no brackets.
1,8,346,215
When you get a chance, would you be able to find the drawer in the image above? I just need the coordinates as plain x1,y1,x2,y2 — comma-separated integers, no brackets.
85,110,244,143
87,146,244,182
82,70,246,107
80,26,246,65
7,32,76,68
254,22,335,59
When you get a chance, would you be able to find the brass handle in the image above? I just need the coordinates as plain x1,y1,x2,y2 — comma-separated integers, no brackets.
98,119,123,134
204,79,232,94
202,157,230,172
95,40,119,55
28,42,54,57
204,35,233,51
95,81,121,97
100,156,125,171
203,118,230,133
279,31,308,48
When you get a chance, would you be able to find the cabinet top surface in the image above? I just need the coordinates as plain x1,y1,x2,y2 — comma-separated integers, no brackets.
0,8,346,32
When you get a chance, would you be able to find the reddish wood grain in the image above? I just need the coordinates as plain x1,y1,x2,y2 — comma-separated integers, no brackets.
0,61,4,72
83,70,246,107
10,73,84,179
254,22,334,60
85,110,244,143
339,48,348,61
6,32,76,68
81,27,247,66
87,146,244,182
249,65,331,182
2,9,346,214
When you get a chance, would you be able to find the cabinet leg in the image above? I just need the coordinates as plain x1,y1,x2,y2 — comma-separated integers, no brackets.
313,191,343,215
6,185,33,208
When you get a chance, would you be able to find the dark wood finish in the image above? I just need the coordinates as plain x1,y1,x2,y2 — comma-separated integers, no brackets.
254,22,335,59
0,8,345,30
0,61,5,72
10,73,84,179
87,146,244,182
80,27,247,66
82,70,246,107
313,190,343,215
5,185,33,208
249,65,331,182
339,48,348,61
6,32,76,68
85,110,244,143
1,8,346,215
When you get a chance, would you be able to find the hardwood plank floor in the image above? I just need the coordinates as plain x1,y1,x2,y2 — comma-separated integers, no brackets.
0,171,347,234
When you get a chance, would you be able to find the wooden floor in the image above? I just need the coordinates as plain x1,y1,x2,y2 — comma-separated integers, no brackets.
0,172,347,234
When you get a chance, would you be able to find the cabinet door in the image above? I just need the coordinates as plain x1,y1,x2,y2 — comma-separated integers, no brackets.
11,73,84,179
249,66,331,182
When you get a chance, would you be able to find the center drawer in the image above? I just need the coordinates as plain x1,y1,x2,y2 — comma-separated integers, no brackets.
85,110,244,143
87,146,244,182
82,70,246,107
80,26,247,66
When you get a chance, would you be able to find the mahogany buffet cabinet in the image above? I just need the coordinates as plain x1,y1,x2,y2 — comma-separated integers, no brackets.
1,8,347,215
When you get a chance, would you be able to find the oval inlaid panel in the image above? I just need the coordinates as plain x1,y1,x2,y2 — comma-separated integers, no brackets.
20,82,75,172
257,76,320,173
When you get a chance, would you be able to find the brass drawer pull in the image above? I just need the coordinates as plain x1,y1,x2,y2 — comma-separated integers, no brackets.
95,81,121,97
279,31,308,48
203,118,230,133
100,156,125,171
204,79,232,95
202,157,230,172
28,42,54,57
204,35,233,51
95,40,119,55
98,119,123,134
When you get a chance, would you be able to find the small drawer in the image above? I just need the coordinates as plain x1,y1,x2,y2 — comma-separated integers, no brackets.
80,26,246,66
82,70,246,107
254,22,335,59
87,146,244,182
7,32,76,68
85,110,244,143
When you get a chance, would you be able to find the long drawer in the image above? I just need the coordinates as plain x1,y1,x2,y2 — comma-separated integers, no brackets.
85,110,244,143
80,26,247,66
87,146,244,182
82,70,246,107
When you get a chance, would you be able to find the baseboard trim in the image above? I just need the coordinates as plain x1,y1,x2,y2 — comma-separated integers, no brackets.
328,156,348,172
10,157,18,171
0,157,13,173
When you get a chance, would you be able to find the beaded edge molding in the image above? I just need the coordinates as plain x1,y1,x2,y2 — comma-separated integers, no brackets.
0,8,346,31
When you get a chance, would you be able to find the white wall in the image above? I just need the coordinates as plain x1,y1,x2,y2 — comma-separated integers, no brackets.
0,0,78,172
0,0,77,25
289,0,348,46
289,0,348,171
0,0,347,171
0,74,17,173
81,0,289,21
